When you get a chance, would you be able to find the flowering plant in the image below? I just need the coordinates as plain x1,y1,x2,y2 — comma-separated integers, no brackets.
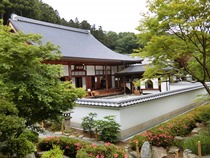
76,142,129,158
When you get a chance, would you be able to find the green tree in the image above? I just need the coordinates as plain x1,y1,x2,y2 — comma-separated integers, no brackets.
0,0,11,20
136,0,210,94
3,0,41,24
115,32,139,54
38,1,60,24
79,20,91,30
105,31,118,50
0,25,86,127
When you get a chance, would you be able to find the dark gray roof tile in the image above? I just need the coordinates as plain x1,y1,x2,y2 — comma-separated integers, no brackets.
9,14,142,63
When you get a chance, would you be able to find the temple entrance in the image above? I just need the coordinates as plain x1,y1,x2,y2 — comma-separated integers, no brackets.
75,77,83,88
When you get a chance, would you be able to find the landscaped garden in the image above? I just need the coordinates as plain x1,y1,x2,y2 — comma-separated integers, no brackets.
130,102,210,156
32,102,210,158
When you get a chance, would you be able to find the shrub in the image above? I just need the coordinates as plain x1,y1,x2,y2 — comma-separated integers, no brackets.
81,112,97,135
19,129,39,143
41,145,63,158
141,130,173,147
81,114,121,143
76,142,129,158
195,104,210,123
130,110,197,148
183,135,210,155
47,120,62,132
37,136,89,158
95,115,120,143
130,135,147,151
10,137,35,158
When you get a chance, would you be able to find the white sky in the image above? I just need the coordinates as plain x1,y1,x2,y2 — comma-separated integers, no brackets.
42,0,147,33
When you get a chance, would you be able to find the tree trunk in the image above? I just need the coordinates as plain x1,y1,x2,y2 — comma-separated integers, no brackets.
201,82,210,95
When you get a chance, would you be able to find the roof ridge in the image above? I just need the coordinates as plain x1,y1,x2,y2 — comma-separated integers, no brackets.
10,13,90,34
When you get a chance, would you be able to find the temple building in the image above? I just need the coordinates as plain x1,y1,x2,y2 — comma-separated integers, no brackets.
8,14,145,95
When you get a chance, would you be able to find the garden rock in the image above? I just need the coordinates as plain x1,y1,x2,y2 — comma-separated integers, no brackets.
129,151,137,158
187,154,198,158
168,146,179,154
191,128,200,134
141,141,152,158
174,136,184,141
151,146,167,158
26,153,36,158
54,131,62,135
183,149,192,158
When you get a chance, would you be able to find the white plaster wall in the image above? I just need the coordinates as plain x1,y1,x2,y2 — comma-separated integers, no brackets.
71,106,120,128
141,78,158,89
111,66,118,74
62,65,69,76
112,76,115,88
96,66,103,69
71,87,207,138
161,81,170,92
119,88,206,132
142,89,160,94
82,77,86,89
72,77,75,87
86,66,95,76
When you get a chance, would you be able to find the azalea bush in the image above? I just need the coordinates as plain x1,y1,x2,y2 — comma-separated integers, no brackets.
76,142,129,158
130,106,199,149
37,137,129,158
37,136,89,158
195,104,210,123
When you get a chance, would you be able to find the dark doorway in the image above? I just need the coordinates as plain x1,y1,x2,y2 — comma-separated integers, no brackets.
91,76,95,90
75,77,83,88
100,79,106,89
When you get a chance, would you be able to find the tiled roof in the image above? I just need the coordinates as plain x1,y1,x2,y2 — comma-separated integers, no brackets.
9,14,142,64
76,83,207,107
115,64,146,75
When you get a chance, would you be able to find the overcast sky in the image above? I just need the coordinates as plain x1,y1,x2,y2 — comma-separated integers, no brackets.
42,0,147,33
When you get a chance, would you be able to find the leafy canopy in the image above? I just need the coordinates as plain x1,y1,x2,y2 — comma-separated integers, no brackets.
0,24,86,127
135,0,210,94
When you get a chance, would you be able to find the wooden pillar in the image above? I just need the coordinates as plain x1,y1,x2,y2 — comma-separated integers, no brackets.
68,64,72,81
105,66,108,90
123,76,126,94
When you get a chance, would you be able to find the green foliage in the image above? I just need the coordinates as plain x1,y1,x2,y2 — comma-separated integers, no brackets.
130,135,147,151
115,32,139,54
9,137,35,158
135,0,210,94
47,120,62,132
76,142,129,158
0,25,85,127
81,114,121,143
0,99,25,152
183,135,210,156
195,104,210,123
130,107,198,148
41,145,64,158
95,115,121,143
81,112,97,134
38,137,129,158
37,136,89,158
19,130,39,143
